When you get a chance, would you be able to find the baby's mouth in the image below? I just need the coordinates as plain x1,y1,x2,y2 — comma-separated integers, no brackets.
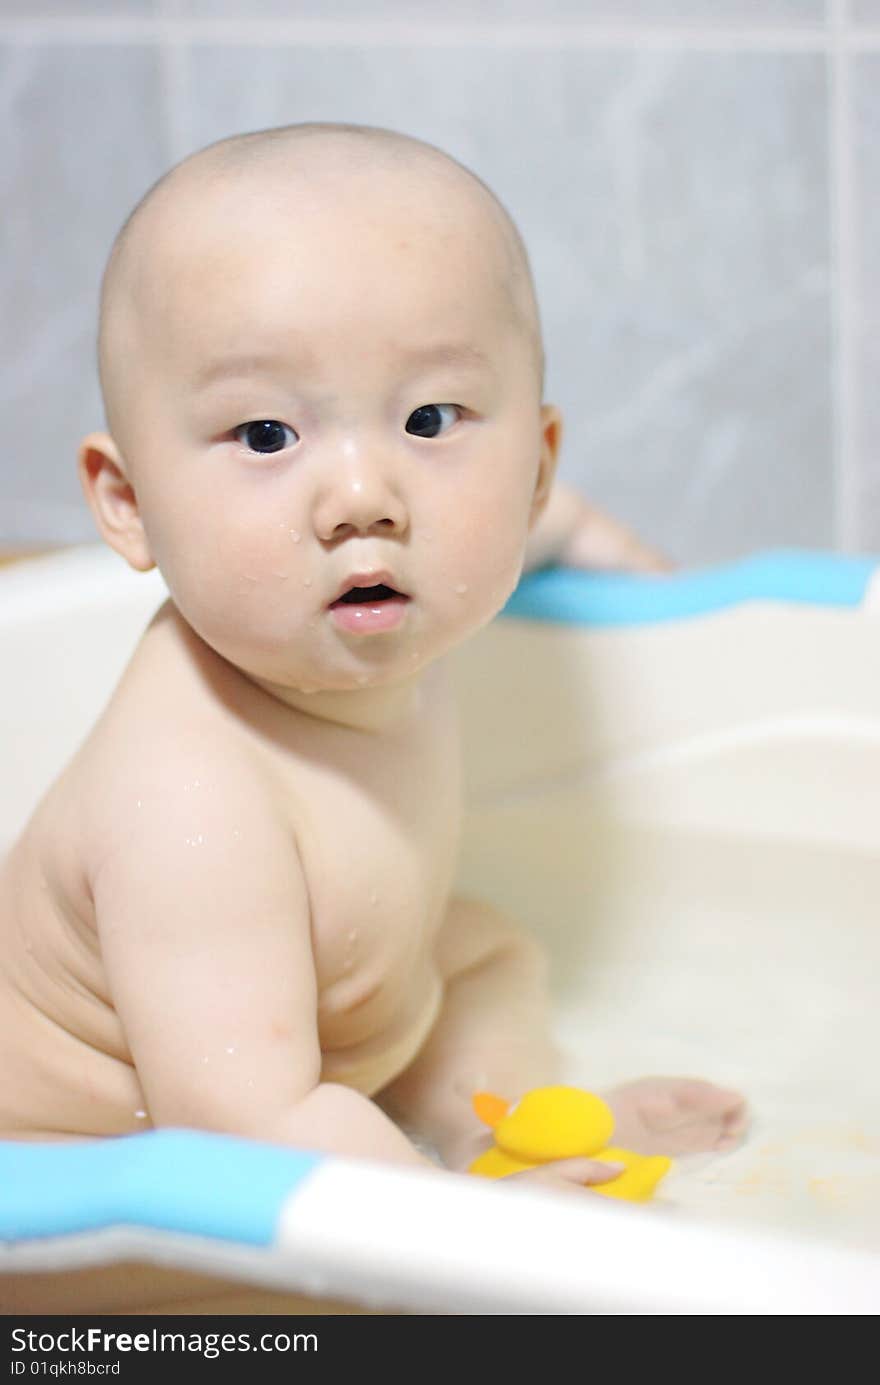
332,583,405,607
327,569,411,608
326,574,412,634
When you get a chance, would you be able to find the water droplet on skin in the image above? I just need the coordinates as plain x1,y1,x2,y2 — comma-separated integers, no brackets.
134,1109,147,1120
423,531,432,543
356,674,370,686
202,1057,209,1065
455,583,468,596
136,799,142,810
290,530,302,543
273,571,290,580
232,828,241,840
303,578,313,588
242,574,258,583
369,893,379,907
342,928,358,971
226,1046,236,1055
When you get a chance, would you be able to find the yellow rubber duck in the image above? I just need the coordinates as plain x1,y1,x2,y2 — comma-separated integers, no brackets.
468,1085,672,1202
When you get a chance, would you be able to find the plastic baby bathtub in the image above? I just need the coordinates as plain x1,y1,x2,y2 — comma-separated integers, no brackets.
1,544,880,1316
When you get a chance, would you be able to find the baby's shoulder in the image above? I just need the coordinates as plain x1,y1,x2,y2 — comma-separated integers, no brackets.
71,618,283,879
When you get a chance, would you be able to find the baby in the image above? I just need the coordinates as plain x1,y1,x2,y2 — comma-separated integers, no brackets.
0,124,746,1193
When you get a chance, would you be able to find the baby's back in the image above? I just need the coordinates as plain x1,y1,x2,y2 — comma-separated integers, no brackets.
0,599,463,1139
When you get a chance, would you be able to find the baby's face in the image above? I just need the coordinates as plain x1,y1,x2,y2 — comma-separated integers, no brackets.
119,169,557,697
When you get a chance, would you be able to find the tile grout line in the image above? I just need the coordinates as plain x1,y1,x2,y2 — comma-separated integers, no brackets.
8,16,880,51
0,18,858,52
155,0,192,167
828,0,860,551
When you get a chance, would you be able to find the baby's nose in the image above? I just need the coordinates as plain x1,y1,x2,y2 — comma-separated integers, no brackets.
313,446,408,542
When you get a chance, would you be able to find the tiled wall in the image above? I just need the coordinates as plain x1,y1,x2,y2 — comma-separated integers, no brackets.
2,1,879,564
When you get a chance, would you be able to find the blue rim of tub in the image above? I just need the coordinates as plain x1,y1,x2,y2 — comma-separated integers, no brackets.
0,1131,321,1245
502,550,878,627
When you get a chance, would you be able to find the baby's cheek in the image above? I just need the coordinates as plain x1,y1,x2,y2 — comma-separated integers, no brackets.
442,518,527,625
220,553,313,637
165,525,304,642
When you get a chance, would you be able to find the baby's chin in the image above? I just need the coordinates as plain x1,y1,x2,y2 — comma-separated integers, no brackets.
236,656,430,700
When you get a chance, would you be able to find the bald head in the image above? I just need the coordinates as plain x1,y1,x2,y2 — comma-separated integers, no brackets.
97,123,544,446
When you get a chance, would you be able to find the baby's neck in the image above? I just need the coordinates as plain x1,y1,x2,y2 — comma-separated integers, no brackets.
246,671,428,735
160,600,429,736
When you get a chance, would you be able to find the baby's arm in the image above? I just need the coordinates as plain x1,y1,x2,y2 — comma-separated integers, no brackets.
377,897,562,1172
524,481,673,575
89,737,432,1169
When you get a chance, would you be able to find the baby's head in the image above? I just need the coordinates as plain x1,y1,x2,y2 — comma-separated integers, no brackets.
80,124,561,705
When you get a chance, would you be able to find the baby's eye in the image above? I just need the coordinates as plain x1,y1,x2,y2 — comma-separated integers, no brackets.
404,404,462,439
233,419,299,454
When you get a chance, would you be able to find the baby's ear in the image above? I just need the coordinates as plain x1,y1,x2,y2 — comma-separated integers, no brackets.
528,403,563,529
77,431,155,573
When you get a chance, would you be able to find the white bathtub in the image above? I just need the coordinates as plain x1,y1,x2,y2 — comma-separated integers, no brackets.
1,544,879,1315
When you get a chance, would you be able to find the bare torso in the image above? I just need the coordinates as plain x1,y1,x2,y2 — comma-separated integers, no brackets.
0,600,462,1139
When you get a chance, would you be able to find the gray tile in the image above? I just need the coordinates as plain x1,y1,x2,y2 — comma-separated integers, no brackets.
0,1,155,14
179,43,831,565
1,43,166,544
539,53,832,565
853,56,880,550
852,1,880,23
181,1,826,22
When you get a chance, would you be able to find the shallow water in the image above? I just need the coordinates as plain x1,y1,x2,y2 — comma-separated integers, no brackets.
458,788,880,1251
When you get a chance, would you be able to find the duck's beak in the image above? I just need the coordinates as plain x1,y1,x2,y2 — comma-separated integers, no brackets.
472,1090,510,1128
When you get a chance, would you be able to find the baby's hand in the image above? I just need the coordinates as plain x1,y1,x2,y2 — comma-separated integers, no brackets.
524,483,674,577
560,500,674,576
501,1157,624,1196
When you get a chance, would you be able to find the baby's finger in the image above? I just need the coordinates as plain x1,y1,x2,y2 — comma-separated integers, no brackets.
541,1157,625,1185
508,1157,624,1188
562,511,676,576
